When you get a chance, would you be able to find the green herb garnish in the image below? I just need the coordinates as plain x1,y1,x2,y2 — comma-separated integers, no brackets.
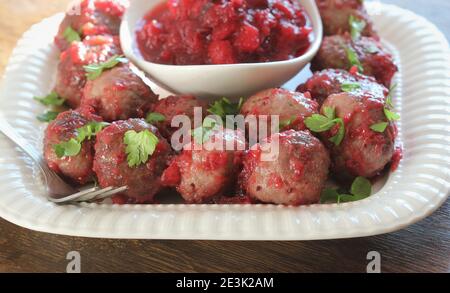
124,129,159,168
192,117,219,144
208,97,244,123
305,107,345,146
344,46,364,73
279,116,297,130
54,121,109,158
320,176,372,204
146,112,166,124
63,26,81,43
349,15,366,40
37,111,59,123
84,55,128,80
370,122,389,133
341,82,361,92
34,92,65,106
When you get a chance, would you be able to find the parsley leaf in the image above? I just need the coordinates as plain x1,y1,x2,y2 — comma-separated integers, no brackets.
329,119,345,146
305,107,345,146
344,46,364,73
384,108,400,121
37,111,59,122
320,176,372,204
54,138,81,158
279,116,297,130
341,82,361,92
124,129,159,168
146,112,166,124
386,83,397,108
84,55,128,80
370,122,389,133
54,121,108,158
349,15,366,40
192,117,219,144
34,92,65,106
350,176,372,198
63,26,81,43
208,97,244,123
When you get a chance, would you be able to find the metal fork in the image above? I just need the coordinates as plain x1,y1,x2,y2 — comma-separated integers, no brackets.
0,115,127,204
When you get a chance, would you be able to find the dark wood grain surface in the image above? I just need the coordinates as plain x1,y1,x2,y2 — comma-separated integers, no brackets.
0,0,449,273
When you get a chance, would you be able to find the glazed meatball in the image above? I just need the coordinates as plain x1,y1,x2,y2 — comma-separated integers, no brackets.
93,119,171,203
82,63,158,122
297,69,389,105
311,34,398,87
239,130,330,206
321,91,396,179
240,88,319,142
55,35,122,108
152,95,208,140
44,108,102,185
161,128,246,204
55,0,127,51
316,0,377,37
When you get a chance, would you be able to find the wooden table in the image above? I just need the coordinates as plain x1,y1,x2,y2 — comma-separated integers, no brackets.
0,0,449,273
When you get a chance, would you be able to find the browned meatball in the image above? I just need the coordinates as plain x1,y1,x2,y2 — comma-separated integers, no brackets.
239,130,330,206
93,119,171,203
82,63,158,122
55,0,127,51
55,35,122,109
44,108,102,185
321,91,397,179
297,69,389,105
152,95,208,140
311,34,398,87
161,128,246,203
240,88,319,142
316,0,377,37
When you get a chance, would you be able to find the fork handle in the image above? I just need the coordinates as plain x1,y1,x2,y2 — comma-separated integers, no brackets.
0,114,45,167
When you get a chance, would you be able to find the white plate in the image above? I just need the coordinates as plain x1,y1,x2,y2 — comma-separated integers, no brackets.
0,3,449,240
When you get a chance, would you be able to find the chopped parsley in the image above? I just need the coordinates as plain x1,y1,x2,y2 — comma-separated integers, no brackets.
84,55,128,80
208,97,244,123
146,112,166,124
305,107,345,146
34,92,65,106
341,82,361,92
344,46,364,73
54,122,109,158
320,177,372,204
124,129,159,168
349,15,366,40
63,26,81,43
36,111,59,123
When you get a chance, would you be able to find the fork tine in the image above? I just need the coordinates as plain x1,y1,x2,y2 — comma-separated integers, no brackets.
49,187,99,204
90,186,128,202
74,186,115,202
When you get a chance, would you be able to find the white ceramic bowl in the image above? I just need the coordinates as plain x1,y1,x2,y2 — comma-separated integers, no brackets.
120,0,323,100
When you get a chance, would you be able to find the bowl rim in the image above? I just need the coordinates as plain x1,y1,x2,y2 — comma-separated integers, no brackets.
120,0,324,70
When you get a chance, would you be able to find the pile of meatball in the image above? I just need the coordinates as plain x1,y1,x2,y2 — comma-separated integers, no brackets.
43,0,398,206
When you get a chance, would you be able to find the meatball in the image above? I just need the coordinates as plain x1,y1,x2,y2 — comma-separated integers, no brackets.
321,91,396,179
297,69,389,106
82,63,158,122
55,35,122,108
44,108,102,185
152,95,208,140
240,88,319,142
161,128,246,204
93,119,171,203
316,0,377,37
239,130,330,206
55,0,127,51
311,34,398,87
